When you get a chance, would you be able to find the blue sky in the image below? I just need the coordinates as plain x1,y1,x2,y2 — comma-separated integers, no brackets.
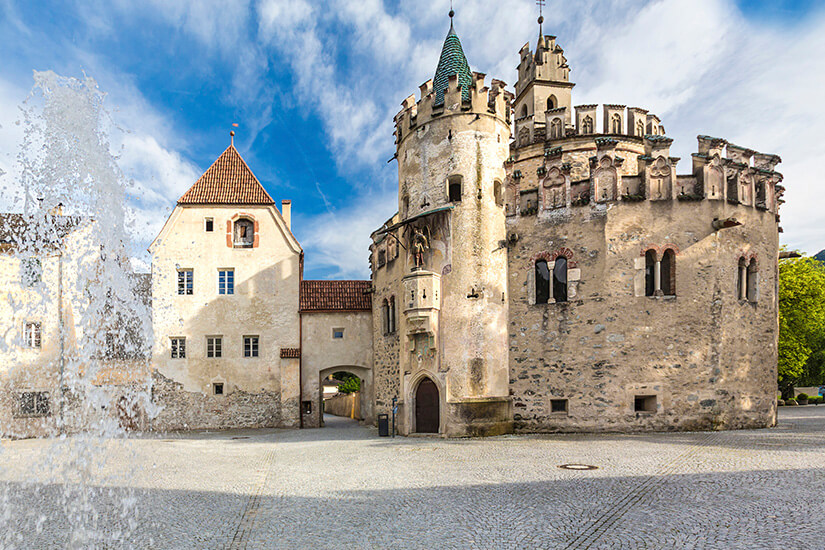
0,0,823,279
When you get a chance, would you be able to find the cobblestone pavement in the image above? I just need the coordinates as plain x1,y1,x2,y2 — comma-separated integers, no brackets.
1,407,825,549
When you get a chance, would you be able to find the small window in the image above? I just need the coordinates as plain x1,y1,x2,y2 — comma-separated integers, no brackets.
747,258,758,303
378,250,386,268
177,269,193,295
24,322,41,349
535,260,551,305
205,218,214,232
233,219,254,248
171,337,186,359
611,114,622,134
244,336,259,358
218,269,234,295
21,258,42,287
389,296,396,333
520,104,528,119
636,120,645,137
547,95,557,110
634,395,657,413
737,257,747,300
552,257,568,303
207,336,222,358
213,383,224,396
661,249,676,296
448,175,463,203
333,328,344,339
494,180,503,207
381,299,390,334
550,399,568,413
644,250,656,297
19,391,50,416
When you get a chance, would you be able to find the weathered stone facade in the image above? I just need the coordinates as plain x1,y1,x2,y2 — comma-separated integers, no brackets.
370,15,782,436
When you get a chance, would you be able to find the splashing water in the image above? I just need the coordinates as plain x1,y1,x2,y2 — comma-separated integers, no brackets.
0,72,155,548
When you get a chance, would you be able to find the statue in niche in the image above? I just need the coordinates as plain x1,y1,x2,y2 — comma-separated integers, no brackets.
411,227,430,270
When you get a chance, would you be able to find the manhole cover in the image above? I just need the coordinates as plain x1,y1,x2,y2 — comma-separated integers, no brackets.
558,464,598,471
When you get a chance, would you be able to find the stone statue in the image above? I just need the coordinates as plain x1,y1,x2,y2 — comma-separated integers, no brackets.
411,227,429,269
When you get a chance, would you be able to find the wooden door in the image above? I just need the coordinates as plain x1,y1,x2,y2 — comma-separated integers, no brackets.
415,378,439,433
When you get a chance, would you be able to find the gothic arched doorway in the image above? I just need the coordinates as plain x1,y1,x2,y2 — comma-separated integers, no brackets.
415,378,440,433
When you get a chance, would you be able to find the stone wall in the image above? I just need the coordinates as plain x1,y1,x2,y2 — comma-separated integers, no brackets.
150,371,283,431
324,391,361,419
507,199,778,433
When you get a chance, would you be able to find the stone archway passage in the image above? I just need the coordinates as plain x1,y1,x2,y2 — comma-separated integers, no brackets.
415,378,439,433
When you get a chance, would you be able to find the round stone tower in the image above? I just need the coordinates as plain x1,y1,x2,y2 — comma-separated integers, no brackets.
379,13,515,436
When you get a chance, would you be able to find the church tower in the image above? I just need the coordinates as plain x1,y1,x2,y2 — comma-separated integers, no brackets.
382,11,514,436
513,13,575,146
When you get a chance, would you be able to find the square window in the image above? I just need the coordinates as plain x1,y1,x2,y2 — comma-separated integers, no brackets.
550,399,568,413
244,336,259,358
171,337,186,359
24,322,41,349
332,328,344,339
205,218,214,232
218,269,234,295
213,383,224,396
207,336,222,358
19,391,50,416
634,395,657,413
177,269,193,295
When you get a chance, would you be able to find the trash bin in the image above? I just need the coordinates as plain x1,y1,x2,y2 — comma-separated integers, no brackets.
378,414,389,437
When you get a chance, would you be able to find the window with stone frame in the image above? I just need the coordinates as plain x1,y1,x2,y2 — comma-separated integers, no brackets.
746,258,758,303
21,258,42,287
177,269,193,295
448,175,463,203
389,296,396,333
611,114,622,134
24,322,41,349
644,251,657,297
218,269,234,295
381,299,390,334
244,335,259,358
233,218,254,248
535,260,551,305
207,336,222,358
170,337,186,359
18,391,50,417
581,116,594,134
552,257,569,303
661,249,676,296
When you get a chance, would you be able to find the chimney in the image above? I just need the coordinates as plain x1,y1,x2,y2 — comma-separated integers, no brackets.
281,200,292,230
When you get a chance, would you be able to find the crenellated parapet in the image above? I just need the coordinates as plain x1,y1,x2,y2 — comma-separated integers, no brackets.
394,72,513,149
507,132,783,220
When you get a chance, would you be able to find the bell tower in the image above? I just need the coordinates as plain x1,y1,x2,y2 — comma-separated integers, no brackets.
390,10,514,437
513,7,575,145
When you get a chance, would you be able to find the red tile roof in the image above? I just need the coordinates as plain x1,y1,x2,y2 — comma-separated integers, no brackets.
300,280,372,312
178,145,275,205
280,348,301,359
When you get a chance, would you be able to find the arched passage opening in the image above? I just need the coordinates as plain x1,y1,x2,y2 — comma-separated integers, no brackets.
318,365,373,428
414,377,440,433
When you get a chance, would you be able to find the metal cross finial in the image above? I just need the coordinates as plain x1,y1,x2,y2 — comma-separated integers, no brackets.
449,0,454,20
537,0,545,28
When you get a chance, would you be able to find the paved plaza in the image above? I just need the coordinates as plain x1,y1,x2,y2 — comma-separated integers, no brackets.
1,407,824,549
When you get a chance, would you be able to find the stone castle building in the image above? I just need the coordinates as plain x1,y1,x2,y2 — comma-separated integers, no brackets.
0,13,783,438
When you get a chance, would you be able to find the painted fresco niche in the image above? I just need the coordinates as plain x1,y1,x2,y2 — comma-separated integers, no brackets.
592,157,619,203
648,157,672,200
541,166,568,210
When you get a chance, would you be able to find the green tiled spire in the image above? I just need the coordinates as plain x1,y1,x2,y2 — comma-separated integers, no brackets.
433,17,472,106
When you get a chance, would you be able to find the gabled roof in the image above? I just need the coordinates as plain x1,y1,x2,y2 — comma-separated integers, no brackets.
300,280,372,312
178,145,275,205
433,20,472,106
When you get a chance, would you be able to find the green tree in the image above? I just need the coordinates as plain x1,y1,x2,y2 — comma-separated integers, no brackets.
779,254,825,398
337,376,361,394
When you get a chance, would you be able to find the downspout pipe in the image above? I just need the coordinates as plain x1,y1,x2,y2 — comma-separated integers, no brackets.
298,251,304,429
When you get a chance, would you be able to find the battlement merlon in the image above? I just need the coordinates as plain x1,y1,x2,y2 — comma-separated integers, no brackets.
394,72,513,146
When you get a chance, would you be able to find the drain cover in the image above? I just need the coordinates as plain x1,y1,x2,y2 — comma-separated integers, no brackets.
558,464,598,471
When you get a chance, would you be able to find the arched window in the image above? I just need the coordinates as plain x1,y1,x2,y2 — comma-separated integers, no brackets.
550,118,562,139
389,296,396,333
520,104,528,119
611,114,622,134
636,121,645,137
494,180,503,207
535,260,551,305
661,249,676,296
737,257,747,301
233,218,254,248
645,250,657,297
448,175,463,203
747,258,758,302
552,257,568,303
582,116,594,134
547,95,557,110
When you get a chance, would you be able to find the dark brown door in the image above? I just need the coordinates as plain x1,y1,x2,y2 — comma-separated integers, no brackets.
415,378,439,433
